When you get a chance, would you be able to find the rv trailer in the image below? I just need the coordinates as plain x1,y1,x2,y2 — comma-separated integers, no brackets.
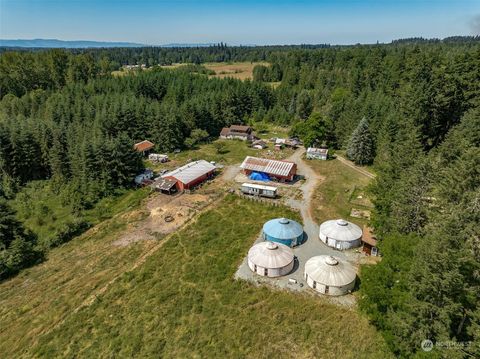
241,183,278,198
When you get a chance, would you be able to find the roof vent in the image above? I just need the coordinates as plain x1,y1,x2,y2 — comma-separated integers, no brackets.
279,218,290,224
336,219,348,226
266,241,278,250
325,256,339,266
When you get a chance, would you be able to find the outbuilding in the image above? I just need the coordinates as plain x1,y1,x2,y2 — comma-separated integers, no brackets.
304,255,356,296
240,156,297,182
162,160,216,191
306,147,328,160
248,241,294,277
263,217,304,247
134,140,155,156
362,226,379,256
319,219,362,250
151,177,178,194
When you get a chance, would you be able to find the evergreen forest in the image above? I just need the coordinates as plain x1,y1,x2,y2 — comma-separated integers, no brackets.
0,39,479,357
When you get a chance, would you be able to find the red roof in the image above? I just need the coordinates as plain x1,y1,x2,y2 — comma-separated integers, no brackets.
134,140,155,152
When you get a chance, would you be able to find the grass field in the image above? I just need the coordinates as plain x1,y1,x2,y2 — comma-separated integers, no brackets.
160,61,269,80
0,193,155,358
309,158,373,226
13,195,391,358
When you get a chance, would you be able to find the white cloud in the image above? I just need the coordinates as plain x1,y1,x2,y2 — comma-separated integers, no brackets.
470,14,480,35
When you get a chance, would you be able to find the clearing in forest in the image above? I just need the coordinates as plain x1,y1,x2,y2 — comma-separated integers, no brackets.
160,61,269,80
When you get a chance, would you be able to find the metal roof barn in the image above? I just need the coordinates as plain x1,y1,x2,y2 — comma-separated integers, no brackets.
304,255,356,296
162,160,216,190
319,219,362,250
248,241,294,277
240,156,296,181
262,217,304,247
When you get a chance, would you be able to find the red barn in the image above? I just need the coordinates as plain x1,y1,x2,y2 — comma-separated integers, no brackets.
162,160,216,191
240,156,297,182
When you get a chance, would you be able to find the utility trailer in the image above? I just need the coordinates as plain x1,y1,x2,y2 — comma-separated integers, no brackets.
241,183,278,198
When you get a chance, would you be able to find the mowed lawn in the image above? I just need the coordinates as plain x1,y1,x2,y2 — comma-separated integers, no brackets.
29,196,391,358
309,158,373,226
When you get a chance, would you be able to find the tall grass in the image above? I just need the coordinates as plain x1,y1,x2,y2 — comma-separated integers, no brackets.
32,195,391,358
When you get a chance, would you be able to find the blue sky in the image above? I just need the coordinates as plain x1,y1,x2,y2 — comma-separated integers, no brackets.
1,0,479,45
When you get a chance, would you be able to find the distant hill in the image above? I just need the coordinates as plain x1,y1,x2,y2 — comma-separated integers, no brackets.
0,39,226,49
162,43,219,47
0,39,145,48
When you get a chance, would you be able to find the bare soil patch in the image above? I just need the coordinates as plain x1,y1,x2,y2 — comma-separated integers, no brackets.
113,192,215,246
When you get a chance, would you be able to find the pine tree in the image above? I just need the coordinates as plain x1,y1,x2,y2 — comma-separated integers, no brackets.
0,198,42,279
346,117,375,165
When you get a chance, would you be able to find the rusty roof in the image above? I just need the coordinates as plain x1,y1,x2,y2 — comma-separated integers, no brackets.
362,226,377,246
152,177,177,191
230,125,252,132
134,140,155,152
240,156,295,177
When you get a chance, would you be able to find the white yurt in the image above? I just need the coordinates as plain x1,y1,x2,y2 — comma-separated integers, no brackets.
304,255,356,296
247,241,294,277
319,219,362,250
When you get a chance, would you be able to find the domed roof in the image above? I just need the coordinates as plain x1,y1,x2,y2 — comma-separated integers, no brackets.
248,241,294,269
319,219,362,242
305,255,356,287
263,218,303,240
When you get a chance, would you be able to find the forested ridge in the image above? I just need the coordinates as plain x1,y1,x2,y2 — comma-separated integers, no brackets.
0,41,479,357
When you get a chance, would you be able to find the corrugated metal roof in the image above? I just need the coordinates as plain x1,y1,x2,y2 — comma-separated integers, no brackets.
263,217,303,240
307,147,328,155
319,219,362,242
305,255,356,287
240,156,295,177
248,241,294,269
151,177,177,191
162,160,215,185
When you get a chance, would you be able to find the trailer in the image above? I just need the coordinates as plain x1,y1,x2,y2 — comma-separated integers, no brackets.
148,153,169,163
241,183,278,198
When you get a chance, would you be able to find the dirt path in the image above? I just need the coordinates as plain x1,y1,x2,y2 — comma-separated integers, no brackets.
285,148,325,242
336,155,376,179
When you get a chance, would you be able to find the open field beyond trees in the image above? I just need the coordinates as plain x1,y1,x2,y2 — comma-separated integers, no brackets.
161,61,269,80
5,195,391,358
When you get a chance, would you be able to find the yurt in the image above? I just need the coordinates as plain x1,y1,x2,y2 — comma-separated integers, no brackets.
262,217,304,247
304,255,356,296
319,219,362,250
247,241,294,277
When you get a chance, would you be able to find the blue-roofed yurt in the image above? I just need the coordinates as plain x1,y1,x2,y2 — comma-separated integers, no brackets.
262,218,304,247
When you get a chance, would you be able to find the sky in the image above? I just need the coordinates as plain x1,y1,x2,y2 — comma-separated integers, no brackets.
1,0,480,45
